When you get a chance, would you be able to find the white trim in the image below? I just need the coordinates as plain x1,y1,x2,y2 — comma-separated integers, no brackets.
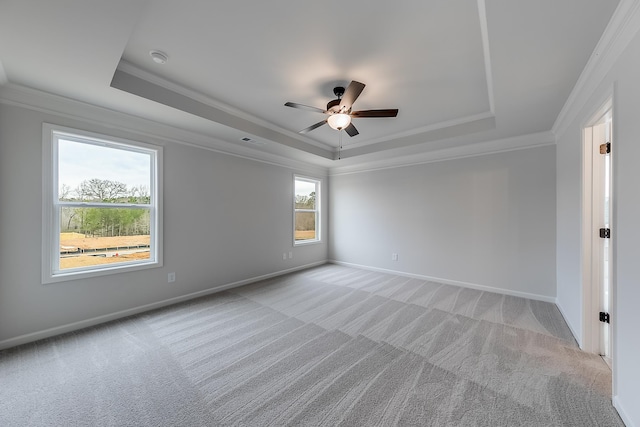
293,174,322,246
610,84,619,401
0,260,327,351
1,83,552,176
293,0,496,153
330,131,555,176
343,111,495,150
110,68,334,160
581,124,596,353
116,61,497,157
556,299,582,347
553,0,640,138
329,260,557,303
0,83,331,176
613,396,636,427
41,123,164,284
115,60,334,153
580,95,614,354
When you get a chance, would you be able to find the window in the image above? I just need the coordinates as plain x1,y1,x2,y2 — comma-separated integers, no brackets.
42,124,162,283
294,176,320,244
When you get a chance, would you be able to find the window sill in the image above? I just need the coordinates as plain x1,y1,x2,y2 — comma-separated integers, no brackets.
43,260,162,284
294,239,321,247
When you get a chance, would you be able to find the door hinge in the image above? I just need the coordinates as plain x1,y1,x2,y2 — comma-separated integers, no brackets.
600,142,611,154
599,228,610,238
599,312,610,324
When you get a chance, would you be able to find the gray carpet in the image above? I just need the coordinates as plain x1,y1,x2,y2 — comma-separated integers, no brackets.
0,264,623,426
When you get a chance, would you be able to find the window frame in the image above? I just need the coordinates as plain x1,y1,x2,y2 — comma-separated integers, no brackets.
293,175,321,246
42,124,163,284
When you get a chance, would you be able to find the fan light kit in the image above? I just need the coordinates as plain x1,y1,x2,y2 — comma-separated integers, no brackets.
327,113,351,130
285,81,398,137
149,50,168,64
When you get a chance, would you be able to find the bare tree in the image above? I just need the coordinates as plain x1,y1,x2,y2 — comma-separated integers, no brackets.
59,183,73,201
128,184,150,204
60,179,152,236
79,179,127,202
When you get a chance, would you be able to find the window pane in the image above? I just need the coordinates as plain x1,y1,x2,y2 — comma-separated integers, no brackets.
295,180,316,209
295,211,316,241
59,207,151,270
58,139,151,203
45,126,160,283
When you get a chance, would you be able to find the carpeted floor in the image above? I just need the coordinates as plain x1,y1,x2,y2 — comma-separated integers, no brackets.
0,264,623,426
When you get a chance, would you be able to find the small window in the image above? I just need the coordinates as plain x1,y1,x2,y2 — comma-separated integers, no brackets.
42,124,162,283
294,176,320,244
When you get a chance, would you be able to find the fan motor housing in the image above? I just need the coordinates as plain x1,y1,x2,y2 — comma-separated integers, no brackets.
326,98,341,113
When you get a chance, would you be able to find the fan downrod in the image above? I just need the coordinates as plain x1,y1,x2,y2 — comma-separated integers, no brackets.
327,87,347,112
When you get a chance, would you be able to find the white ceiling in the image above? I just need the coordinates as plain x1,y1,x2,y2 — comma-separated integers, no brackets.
0,0,620,170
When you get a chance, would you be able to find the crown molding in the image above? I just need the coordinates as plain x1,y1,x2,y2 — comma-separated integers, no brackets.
115,61,334,153
343,111,495,151
553,0,640,138
339,0,495,153
1,82,558,178
329,131,555,176
0,83,330,176
116,60,497,159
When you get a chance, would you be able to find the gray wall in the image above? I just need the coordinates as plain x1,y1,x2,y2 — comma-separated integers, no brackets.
329,145,557,300
0,103,328,346
556,22,640,426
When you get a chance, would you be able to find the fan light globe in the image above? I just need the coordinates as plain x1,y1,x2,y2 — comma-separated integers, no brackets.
327,113,351,130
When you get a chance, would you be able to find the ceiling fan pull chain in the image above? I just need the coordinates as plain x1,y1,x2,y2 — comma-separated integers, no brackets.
339,130,343,160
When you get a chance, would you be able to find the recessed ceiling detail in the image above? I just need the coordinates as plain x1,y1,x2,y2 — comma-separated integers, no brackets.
0,0,620,167
114,0,496,159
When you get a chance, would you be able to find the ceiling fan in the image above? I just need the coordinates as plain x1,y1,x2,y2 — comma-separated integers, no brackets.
284,80,398,137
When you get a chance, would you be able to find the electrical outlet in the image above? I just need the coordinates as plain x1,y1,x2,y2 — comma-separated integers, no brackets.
391,253,398,261
283,252,287,260
168,272,176,283
288,251,293,259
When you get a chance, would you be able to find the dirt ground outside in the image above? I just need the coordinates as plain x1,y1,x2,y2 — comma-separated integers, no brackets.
60,233,150,270
60,231,315,269
294,230,316,240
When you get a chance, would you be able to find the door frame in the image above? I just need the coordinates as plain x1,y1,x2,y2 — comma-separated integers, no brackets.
581,96,613,357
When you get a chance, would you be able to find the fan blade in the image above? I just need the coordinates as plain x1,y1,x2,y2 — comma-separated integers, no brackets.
299,120,327,134
344,123,359,137
351,109,398,118
285,102,328,114
339,81,366,110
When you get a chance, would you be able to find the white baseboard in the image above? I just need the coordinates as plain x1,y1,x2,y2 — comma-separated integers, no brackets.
613,396,635,427
0,260,326,351
555,300,582,347
329,260,557,303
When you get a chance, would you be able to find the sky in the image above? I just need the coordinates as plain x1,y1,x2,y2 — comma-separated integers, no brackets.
58,139,151,195
59,137,314,200
295,179,316,198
